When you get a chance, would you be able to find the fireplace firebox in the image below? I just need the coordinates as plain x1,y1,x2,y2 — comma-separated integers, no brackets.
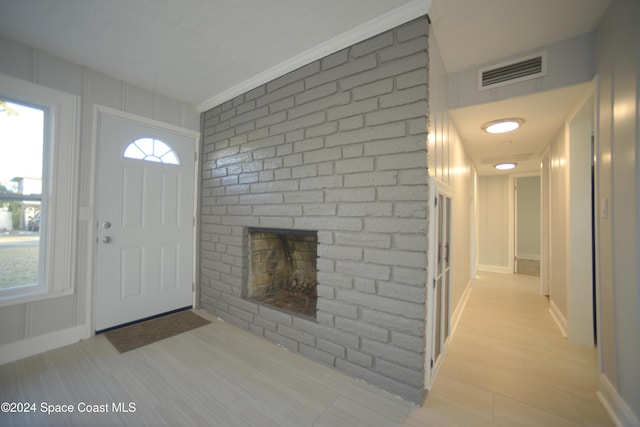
246,228,318,318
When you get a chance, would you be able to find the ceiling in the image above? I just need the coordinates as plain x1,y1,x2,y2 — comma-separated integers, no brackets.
429,0,611,175
0,0,611,175
0,0,428,109
449,84,591,175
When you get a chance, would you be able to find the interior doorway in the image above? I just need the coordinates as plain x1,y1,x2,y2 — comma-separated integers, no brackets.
541,87,596,346
565,91,596,346
541,150,551,295
514,174,541,276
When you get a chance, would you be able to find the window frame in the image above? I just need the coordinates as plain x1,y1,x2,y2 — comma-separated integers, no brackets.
0,73,80,307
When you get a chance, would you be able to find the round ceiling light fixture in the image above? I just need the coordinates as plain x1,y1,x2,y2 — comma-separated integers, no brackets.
481,118,524,134
494,162,517,170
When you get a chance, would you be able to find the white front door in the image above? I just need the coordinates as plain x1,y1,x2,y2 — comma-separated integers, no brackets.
95,113,196,331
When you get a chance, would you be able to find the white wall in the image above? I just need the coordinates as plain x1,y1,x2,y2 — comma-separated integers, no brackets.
516,176,541,260
567,91,595,347
548,127,568,323
477,174,542,274
0,35,199,362
477,175,511,272
448,32,596,110
595,0,640,424
448,131,474,310
428,28,474,316
546,86,595,346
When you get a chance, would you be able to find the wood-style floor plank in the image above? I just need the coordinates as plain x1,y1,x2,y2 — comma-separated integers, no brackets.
0,273,614,426
404,272,613,427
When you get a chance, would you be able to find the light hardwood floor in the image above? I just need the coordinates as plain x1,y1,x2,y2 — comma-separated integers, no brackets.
0,273,613,426
404,272,613,427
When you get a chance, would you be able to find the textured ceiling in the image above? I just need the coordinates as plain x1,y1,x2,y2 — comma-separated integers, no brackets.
429,0,611,73
0,0,612,174
450,83,592,175
428,0,610,175
0,0,427,108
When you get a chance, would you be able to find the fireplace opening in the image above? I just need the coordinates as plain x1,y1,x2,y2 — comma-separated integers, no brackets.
246,228,318,318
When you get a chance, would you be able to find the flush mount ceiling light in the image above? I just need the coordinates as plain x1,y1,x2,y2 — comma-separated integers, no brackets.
481,118,524,134
494,162,517,170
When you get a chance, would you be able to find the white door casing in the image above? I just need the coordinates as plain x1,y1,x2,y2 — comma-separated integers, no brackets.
95,111,197,331
514,174,541,275
424,177,453,389
541,150,551,296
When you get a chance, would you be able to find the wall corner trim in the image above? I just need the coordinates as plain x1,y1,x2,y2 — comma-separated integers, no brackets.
548,299,568,338
450,279,473,337
196,0,432,112
0,325,89,366
597,374,640,427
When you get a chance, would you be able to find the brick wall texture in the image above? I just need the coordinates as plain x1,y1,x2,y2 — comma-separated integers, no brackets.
200,16,429,403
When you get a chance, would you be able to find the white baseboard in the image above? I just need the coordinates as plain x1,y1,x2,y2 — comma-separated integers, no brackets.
598,373,640,427
516,253,541,261
477,264,511,274
548,299,568,338
428,280,472,388
0,324,90,365
450,280,472,338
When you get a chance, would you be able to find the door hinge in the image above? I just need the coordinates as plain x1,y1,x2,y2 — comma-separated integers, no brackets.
433,278,436,288
430,359,434,368
434,197,438,206
192,282,195,292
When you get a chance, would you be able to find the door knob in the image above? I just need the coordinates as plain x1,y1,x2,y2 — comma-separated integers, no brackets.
102,221,111,229
103,236,112,244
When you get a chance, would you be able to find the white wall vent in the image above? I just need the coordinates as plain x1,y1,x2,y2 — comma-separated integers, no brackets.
478,52,547,90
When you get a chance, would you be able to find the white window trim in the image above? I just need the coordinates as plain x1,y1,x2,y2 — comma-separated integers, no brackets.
123,138,181,164
0,73,80,307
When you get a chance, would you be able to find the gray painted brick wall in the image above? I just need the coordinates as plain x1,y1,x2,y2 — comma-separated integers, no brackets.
200,16,429,403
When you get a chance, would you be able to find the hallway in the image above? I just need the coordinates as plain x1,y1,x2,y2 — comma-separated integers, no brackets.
404,272,613,426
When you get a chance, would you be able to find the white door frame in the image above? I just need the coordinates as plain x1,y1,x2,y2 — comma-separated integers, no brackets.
565,88,595,347
540,148,551,295
424,176,453,389
88,105,200,333
512,172,541,275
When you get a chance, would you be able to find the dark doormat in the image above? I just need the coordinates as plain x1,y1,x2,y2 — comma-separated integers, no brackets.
104,310,210,353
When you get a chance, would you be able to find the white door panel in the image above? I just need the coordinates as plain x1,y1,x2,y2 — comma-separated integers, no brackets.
425,178,452,388
96,113,195,331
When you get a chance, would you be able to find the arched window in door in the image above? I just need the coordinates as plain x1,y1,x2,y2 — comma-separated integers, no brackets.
123,137,179,165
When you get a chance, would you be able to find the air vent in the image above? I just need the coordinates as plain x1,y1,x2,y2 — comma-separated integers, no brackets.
479,52,547,90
